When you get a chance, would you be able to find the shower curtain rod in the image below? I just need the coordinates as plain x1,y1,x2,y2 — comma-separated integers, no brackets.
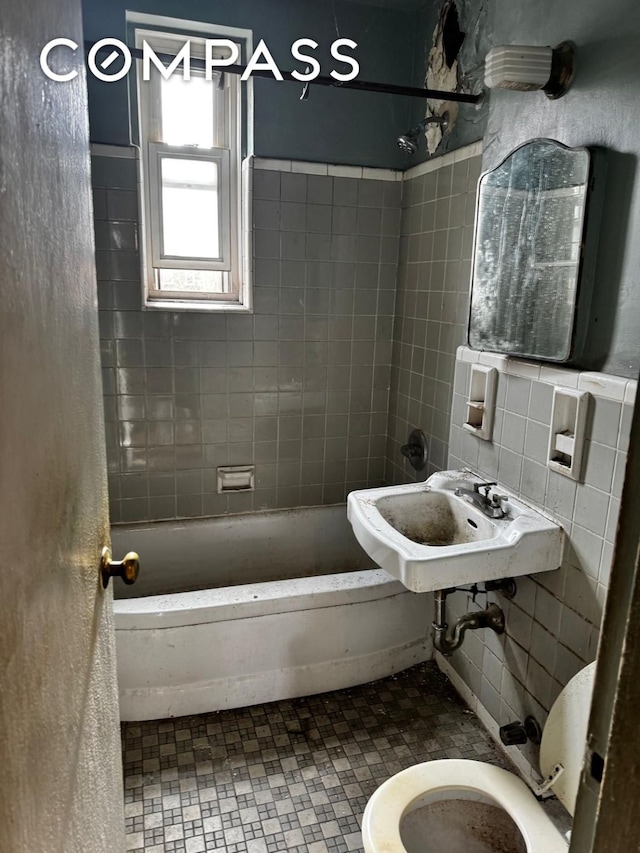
84,42,482,105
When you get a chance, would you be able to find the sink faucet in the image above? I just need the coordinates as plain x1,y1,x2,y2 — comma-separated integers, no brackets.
455,482,508,519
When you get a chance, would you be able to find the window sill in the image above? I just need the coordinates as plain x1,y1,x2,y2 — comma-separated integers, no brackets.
143,298,253,313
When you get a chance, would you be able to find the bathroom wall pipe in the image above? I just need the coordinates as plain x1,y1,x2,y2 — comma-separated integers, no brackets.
433,588,505,656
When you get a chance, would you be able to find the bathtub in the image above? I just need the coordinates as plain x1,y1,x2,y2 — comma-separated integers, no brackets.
112,505,432,721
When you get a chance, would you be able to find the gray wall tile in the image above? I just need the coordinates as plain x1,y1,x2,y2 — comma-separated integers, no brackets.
385,154,482,485
448,360,633,770
96,158,400,522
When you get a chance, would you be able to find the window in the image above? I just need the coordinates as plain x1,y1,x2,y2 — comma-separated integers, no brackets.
132,19,252,310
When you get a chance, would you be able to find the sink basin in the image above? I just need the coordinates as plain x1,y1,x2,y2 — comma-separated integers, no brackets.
347,470,564,592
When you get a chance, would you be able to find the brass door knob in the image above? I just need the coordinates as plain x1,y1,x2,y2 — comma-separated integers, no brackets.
100,547,140,589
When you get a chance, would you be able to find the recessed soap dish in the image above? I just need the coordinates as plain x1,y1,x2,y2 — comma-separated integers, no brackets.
547,387,590,480
217,465,255,493
463,365,497,441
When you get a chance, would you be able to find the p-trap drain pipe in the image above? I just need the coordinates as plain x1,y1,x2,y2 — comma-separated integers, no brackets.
432,580,515,656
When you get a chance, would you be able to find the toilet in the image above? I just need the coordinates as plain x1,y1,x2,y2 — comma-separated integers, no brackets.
362,662,595,853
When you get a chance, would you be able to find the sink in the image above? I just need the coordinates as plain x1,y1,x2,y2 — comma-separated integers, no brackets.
347,470,564,593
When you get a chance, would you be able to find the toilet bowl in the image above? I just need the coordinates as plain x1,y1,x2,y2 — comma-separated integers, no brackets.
362,662,595,853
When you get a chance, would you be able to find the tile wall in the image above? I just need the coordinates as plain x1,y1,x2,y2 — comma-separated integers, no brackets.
443,347,636,769
94,151,402,523
385,144,482,484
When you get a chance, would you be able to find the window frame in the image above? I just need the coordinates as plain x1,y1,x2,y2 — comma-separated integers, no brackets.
129,14,253,312
148,144,231,272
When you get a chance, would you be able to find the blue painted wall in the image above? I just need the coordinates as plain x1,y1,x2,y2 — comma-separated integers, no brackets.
82,0,421,169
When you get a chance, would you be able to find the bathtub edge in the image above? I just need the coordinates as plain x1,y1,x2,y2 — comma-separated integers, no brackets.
114,568,405,630
118,635,431,721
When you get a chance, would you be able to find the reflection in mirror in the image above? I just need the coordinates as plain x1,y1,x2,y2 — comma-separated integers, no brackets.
468,139,593,362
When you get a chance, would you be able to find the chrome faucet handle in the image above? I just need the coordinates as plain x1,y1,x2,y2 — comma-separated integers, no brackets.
474,481,497,496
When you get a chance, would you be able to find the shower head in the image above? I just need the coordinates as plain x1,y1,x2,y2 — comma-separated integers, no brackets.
397,111,450,154
397,128,421,155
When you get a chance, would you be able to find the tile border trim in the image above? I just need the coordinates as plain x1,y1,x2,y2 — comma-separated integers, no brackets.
253,156,402,182
252,140,483,183
403,140,483,181
457,346,637,404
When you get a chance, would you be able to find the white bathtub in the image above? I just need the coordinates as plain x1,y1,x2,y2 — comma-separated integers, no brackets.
112,505,432,721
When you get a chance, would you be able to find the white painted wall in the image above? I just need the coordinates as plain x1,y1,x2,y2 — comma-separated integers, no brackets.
0,2,125,850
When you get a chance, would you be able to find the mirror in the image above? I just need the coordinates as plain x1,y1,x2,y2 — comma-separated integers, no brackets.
468,139,594,362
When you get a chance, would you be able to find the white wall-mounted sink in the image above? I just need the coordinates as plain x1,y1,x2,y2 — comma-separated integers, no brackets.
347,470,564,593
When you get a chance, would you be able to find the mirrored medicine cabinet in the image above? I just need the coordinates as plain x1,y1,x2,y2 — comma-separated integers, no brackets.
468,138,606,363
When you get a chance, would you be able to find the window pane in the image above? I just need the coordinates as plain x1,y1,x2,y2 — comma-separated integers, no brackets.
161,158,220,259
157,269,228,294
161,74,215,148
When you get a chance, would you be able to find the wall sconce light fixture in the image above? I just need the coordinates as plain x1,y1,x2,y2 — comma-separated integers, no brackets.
484,41,576,99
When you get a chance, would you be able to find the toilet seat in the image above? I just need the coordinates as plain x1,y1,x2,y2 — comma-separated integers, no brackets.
362,759,568,852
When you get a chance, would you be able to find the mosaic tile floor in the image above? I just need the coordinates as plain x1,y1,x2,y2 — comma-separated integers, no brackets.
122,661,511,853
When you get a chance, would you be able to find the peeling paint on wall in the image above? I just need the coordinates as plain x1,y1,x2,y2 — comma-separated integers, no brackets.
422,0,490,156
425,0,463,153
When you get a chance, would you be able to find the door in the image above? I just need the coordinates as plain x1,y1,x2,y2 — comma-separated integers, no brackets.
0,2,125,852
